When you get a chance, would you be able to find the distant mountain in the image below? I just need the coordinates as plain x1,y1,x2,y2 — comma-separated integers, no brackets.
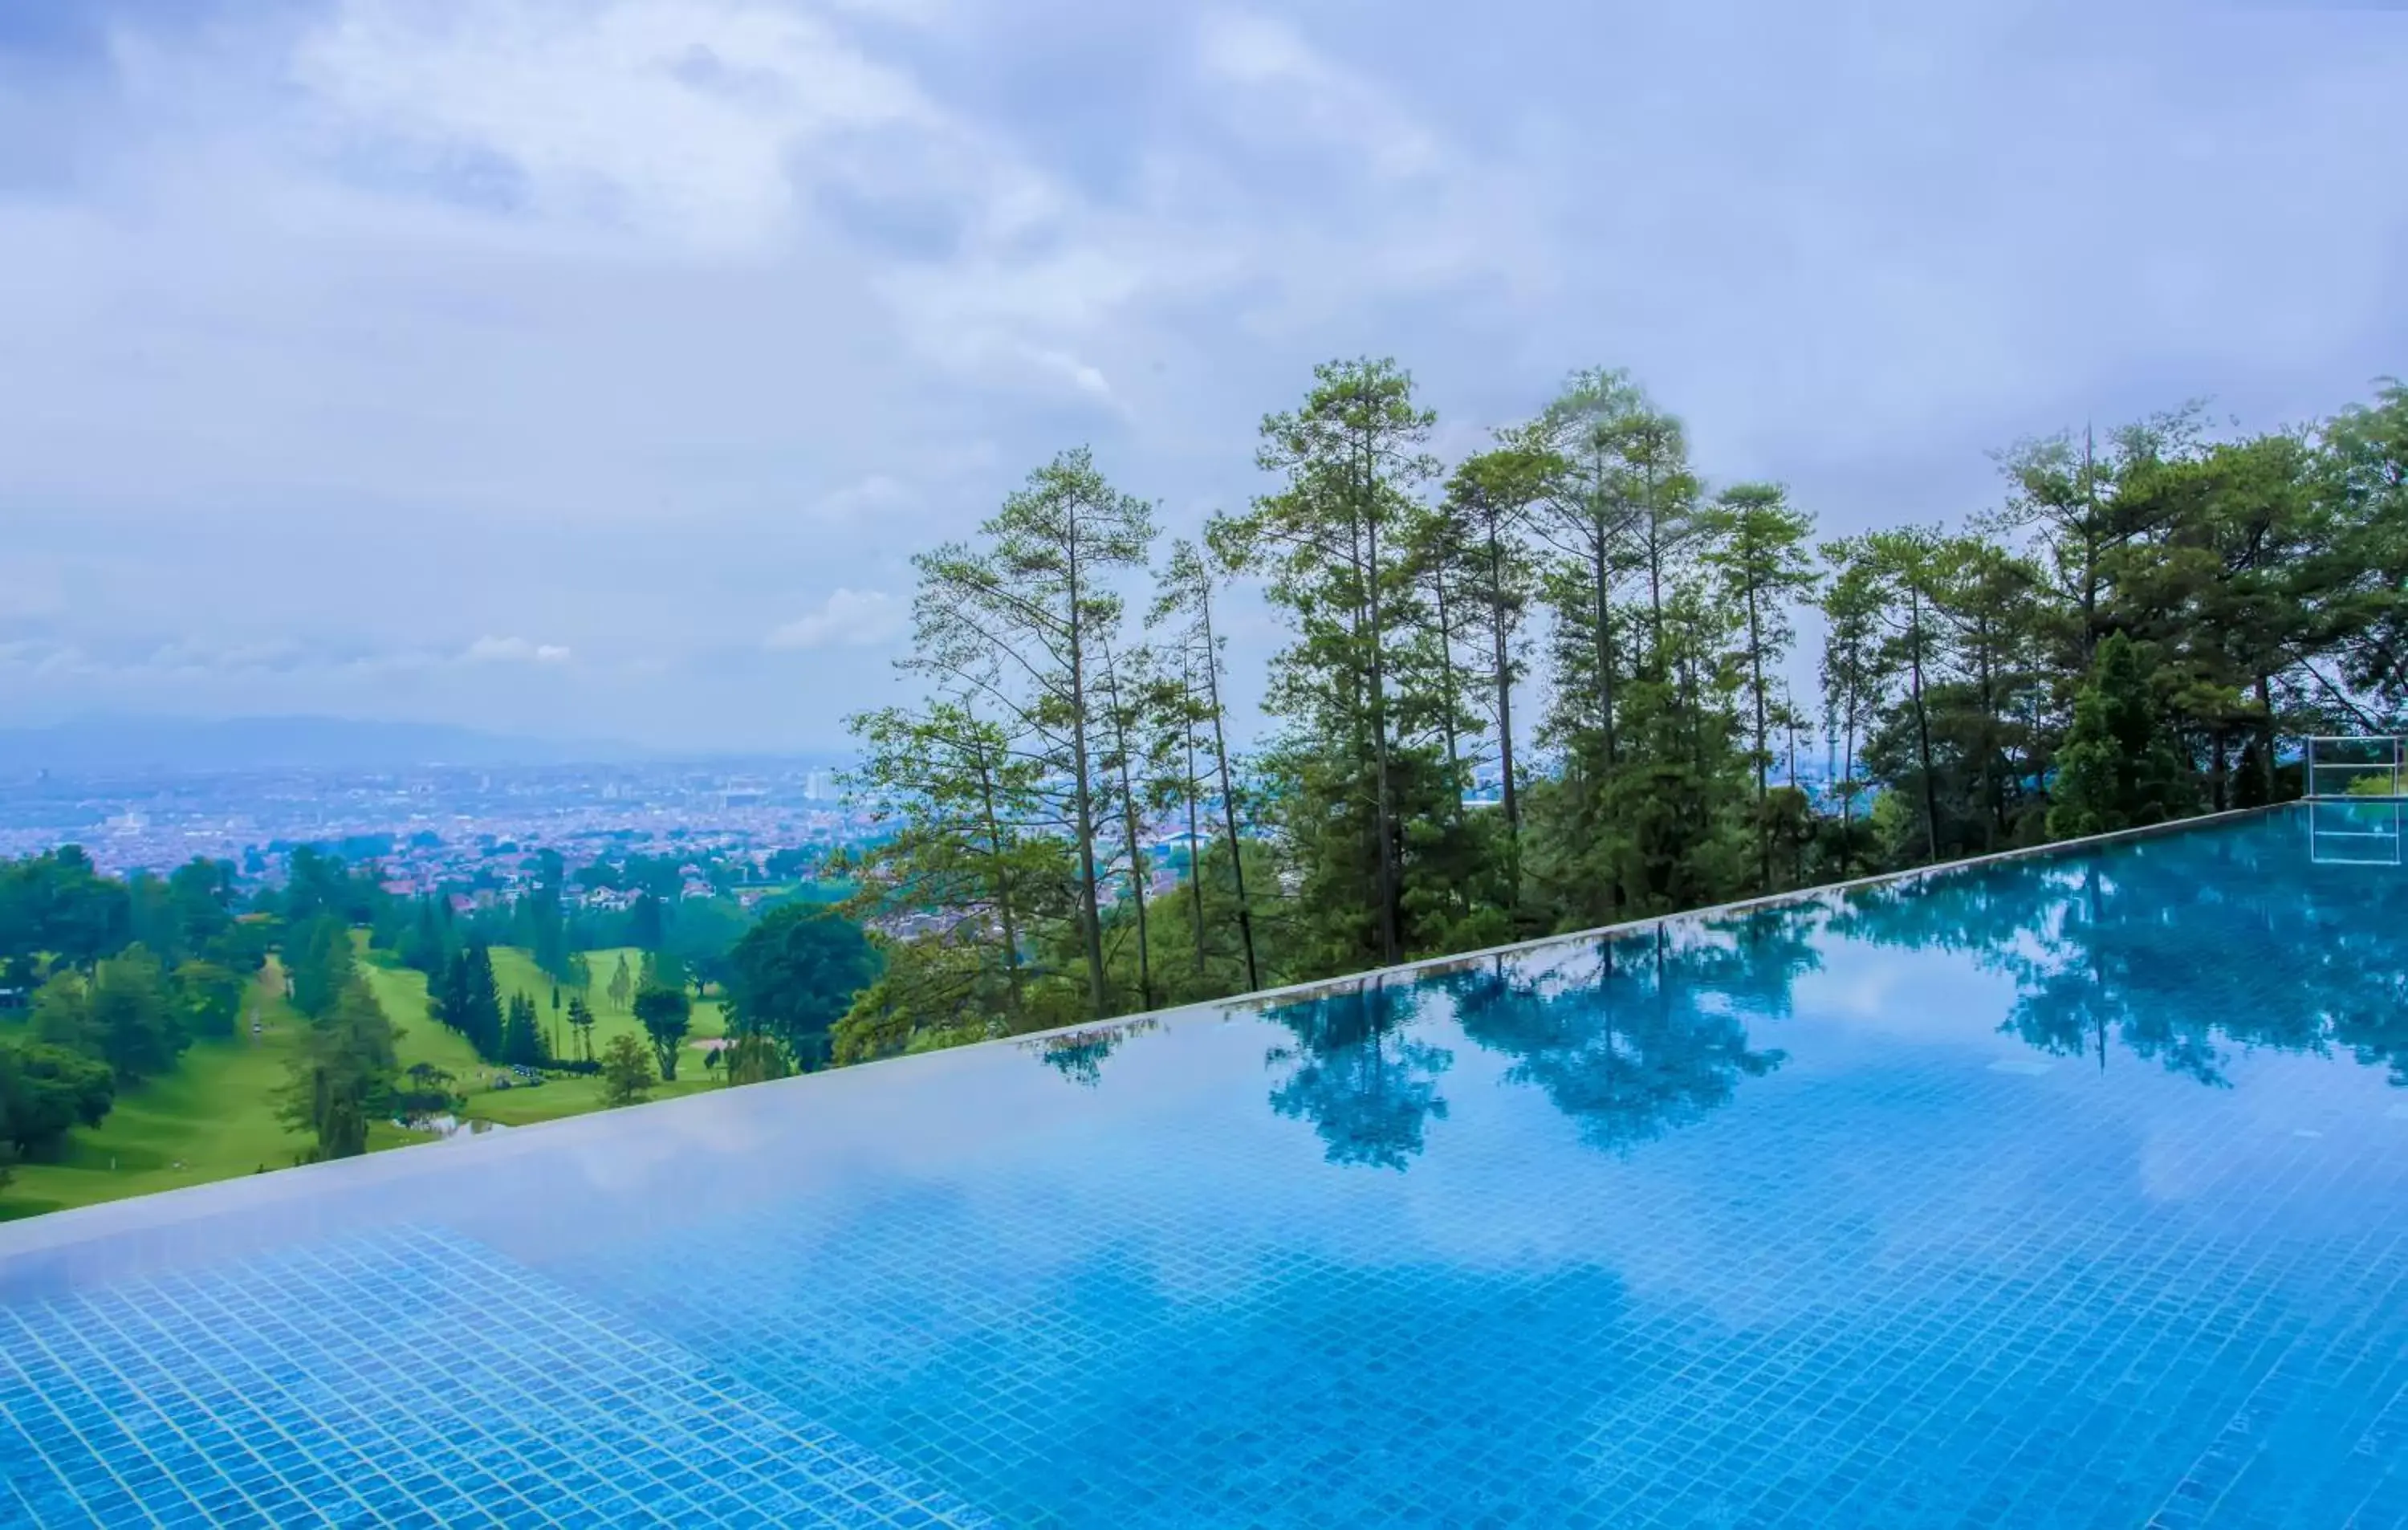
0,716,647,775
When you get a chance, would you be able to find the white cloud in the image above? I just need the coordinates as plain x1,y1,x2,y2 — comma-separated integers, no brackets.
765,588,904,650
1194,12,1442,180
4,0,2405,751
292,0,940,255
462,636,575,665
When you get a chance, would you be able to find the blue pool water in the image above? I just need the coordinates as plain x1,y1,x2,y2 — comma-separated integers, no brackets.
5,804,2408,1528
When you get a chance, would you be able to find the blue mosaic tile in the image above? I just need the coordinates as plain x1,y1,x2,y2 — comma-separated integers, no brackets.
2,807,2406,1525
0,1227,995,1529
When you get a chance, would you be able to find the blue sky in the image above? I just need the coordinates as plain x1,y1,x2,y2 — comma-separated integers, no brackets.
2,0,2402,751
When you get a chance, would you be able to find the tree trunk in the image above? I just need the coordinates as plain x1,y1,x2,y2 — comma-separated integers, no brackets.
1589,446,1618,767
1745,568,1769,892
2255,673,2280,801
974,748,1023,1014
1908,592,1942,864
1185,656,1207,979
1364,446,1401,964
1487,517,1519,840
1065,531,1111,1017
1644,457,1665,673
1202,593,1260,991
1432,561,1466,836
1112,690,1153,1012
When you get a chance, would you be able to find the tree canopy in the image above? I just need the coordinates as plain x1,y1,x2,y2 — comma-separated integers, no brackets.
830,364,2406,1058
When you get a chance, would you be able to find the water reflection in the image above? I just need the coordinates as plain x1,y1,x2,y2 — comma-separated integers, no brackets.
1022,1019,1164,1088
1263,980,1452,1170
1445,915,1802,1156
1047,813,2406,1171
1253,913,1811,1170
1832,816,2408,1088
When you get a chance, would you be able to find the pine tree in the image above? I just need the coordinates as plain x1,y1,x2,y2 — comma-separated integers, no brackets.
1698,482,1820,891
277,979,396,1162
500,992,549,1068
2048,633,2194,839
1212,356,1442,968
433,942,505,1062
1150,538,1262,991
880,450,1160,1020
566,994,596,1062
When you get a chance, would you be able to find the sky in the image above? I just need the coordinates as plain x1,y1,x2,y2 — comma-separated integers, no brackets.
2,0,2404,755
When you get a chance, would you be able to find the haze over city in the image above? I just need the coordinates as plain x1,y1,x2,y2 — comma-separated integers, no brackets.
5,0,2405,753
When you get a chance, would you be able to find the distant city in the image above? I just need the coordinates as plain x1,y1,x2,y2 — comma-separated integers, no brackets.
0,759,872,894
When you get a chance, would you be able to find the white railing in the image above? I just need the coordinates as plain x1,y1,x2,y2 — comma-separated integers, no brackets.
2304,736,2404,865
2304,735,2404,800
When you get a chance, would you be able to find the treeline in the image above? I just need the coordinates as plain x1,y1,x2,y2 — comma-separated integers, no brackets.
386,869,775,1003
0,850,264,1182
834,363,2407,1057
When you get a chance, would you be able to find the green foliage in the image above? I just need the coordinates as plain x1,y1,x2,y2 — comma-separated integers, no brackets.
28,946,189,1085
171,960,246,1041
812,367,2405,1064
0,846,130,970
564,994,597,1062
720,1033,791,1086
632,985,691,1080
598,1032,656,1107
1698,482,1821,891
726,905,877,1069
500,992,551,1068
0,1036,116,1160
286,914,356,1022
277,978,397,1162
433,942,506,1061
1212,356,1442,970
2048,633,2196,840
394,1061,459,1119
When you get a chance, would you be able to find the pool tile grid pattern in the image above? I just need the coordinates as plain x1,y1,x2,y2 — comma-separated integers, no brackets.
567,1032,2408,1528
0,1227,995,1530
5,808,2408,1528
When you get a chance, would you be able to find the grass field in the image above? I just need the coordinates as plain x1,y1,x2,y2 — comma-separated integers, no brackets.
0,944,738,1221
359,940,728,1128
0,962,425,1221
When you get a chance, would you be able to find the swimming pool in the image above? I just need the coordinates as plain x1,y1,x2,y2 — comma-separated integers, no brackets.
5,804,2406,1527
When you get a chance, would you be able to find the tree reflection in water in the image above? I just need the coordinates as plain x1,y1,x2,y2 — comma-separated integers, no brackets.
1444,911,1804,1155
1263,979,1452,1170
1021,1018,1164,1088
1242,818,2406,1171
1828,823,2408,1088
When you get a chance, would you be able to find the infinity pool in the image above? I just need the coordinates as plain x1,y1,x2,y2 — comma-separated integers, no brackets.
6,805,2407,1528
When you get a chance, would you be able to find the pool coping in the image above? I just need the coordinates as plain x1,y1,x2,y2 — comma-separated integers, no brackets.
0,801,2294,1259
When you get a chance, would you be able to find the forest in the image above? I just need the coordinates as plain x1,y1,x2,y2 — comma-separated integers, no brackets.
830,362,2408,1060
5,361,2403,1194
0,843,875,1191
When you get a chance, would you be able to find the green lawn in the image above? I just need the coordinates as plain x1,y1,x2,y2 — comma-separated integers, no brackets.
0,963,429,1221
360,940,729,1129
1,943,739,1221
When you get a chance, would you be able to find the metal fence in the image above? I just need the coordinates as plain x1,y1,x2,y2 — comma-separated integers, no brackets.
2304,736,2404,865
2304,735,2405,800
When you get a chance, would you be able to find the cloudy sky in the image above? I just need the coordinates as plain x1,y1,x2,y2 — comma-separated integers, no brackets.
2,0,2403,753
